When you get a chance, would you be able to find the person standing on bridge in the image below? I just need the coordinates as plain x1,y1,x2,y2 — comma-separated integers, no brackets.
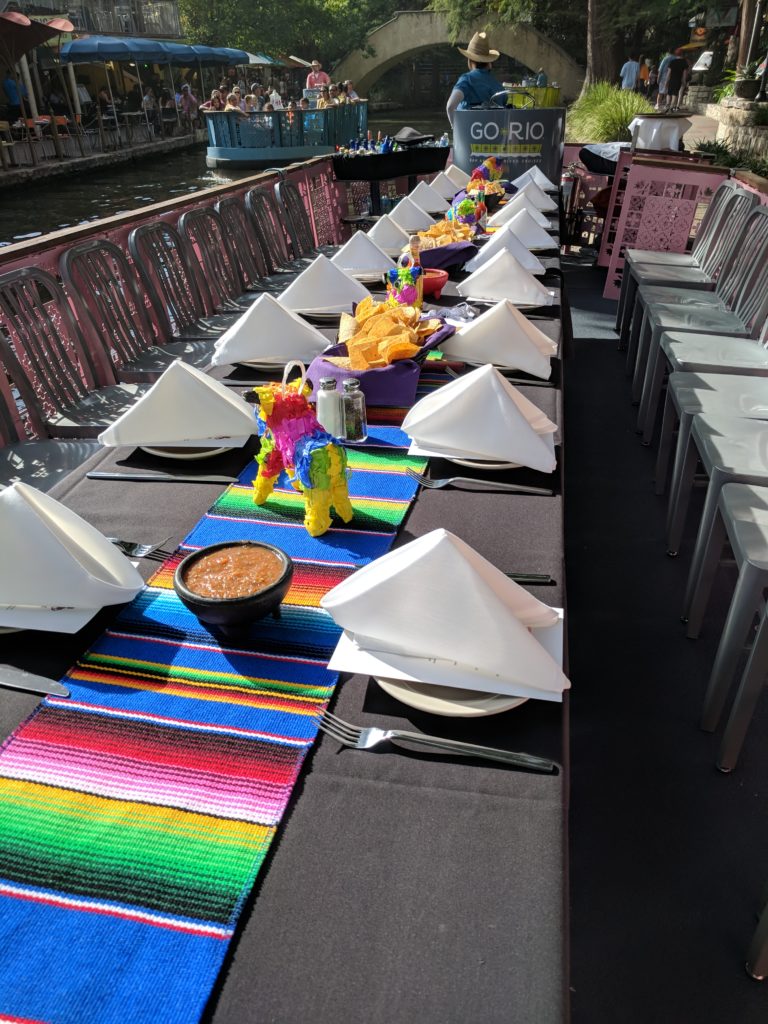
445,32,503,128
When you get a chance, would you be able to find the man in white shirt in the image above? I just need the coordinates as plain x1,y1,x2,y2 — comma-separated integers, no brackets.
619,56,640,90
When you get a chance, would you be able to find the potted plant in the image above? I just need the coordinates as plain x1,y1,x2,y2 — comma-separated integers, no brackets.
735,61,760,100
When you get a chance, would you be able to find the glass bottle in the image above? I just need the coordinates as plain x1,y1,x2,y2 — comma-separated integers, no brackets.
315,377,343,437
342,378,368,443
409,234,424,309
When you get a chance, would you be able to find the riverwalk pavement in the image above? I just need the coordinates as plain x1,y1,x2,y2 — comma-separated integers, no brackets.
684,113,719,148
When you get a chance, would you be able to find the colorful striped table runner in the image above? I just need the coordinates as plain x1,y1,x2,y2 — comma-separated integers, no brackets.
0,428,425,1024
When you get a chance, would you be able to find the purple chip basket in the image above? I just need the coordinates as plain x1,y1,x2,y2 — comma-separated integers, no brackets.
307,319,456,408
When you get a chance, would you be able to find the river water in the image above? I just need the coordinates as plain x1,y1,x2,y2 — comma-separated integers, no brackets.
0,110,448,246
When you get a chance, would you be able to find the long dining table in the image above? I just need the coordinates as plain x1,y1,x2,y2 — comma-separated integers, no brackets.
0,247,569,1022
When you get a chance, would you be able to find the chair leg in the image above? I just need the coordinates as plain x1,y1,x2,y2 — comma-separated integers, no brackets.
716,601,768,770
747,889,768,980
636,336,665,444
631,311,651,402
615,266,629,336
666,418,698,555
625,300,646,378
685,507,727,638
683,471,726,620
618,273,639,350
655,389,678,495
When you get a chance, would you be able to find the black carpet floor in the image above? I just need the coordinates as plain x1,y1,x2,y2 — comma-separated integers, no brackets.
563,261,768,1023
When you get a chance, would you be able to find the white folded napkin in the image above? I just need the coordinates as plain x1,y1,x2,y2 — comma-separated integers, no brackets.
367,214,410,255
512,166,558,191
464,221,546,274
457,248,554,306
488,191,551,229
444,164,468,189
506,208,558,250
211,293,329,367
0,482,143,632
429,170,459,200
388,195,434,232
516,179,558,213
278,254,371,314
98,360,257,447
409,179,450,213
330,231,395,276
441,300,556,379
402,363,557,471
322,528,569,701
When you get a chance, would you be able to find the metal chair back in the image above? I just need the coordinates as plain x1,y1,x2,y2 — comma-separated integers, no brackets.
245,187,291,273
699,186,758,279
60,239,160,371
215,195,267,287
0,267,110,427
0,343,46,443
691,179,740,262
730,208,768,335
128,220,215,338
178,206,242,309
275,178,315,258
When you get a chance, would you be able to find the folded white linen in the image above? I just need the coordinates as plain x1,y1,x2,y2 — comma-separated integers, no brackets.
388,196,434,232
440,299,556,378
211,292,329,367
505,208,558,250
367,214,411,255
401,362,557,471
457,248,554,306
512,166,558,191
464,222,546,274
0,481,143,631
98,360,256,447
278,253,371,313
444,164,468,189
409,179,450,213
429,170,459,200
516,179,558,212
330,231,395,275
488,191,551,228
321,528,569,701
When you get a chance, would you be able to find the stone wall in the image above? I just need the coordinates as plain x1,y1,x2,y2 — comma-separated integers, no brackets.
706,97,768,159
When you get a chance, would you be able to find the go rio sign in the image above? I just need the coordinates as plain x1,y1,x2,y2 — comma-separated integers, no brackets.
453,107,565,184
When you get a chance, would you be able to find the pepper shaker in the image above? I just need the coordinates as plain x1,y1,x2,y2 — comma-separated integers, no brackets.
342,378,368,443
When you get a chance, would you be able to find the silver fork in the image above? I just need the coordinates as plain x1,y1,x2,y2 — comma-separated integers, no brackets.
107,536,172,558
406,467,553,495
314,709,557,773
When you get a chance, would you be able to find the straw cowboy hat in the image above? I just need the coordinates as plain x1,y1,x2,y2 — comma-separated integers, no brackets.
458,31,500,63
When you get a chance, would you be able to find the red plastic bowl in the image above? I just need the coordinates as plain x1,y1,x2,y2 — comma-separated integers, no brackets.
422,268,449,299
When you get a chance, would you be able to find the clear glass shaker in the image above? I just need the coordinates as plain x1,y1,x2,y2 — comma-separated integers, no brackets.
342,378,368,443
315,377,343,437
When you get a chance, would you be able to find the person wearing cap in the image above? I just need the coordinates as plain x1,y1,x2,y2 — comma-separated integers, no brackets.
306,60,330,90
445,31,503,127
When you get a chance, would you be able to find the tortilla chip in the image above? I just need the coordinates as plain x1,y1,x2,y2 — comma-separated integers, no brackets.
381,338,421,364
323,355,352,369
354,296,374,323
417,318,442,337
368,316,400,340
338,312,358,344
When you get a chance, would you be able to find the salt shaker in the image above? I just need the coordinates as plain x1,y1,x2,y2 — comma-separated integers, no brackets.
315,377,343,438
342,378,368,443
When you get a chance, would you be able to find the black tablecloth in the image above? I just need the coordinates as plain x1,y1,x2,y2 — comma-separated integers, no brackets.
0,312,568,1023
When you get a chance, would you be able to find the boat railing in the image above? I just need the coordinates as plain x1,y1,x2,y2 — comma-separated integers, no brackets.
204,102,368,151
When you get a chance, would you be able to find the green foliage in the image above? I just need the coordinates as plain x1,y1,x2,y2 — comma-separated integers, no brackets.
712,67,737,103
177,0,427,66
690,138,768,179
565,81,654,141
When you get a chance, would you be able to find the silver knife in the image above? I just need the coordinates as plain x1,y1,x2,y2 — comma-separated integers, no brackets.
87,472,238,483
0,665,70,697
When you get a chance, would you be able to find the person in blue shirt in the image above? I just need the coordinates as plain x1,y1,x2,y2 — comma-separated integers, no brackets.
446,32,503,127
536,68,548,87
3,69,27,122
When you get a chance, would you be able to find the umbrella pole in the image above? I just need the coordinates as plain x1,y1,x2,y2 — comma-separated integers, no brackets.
57,64,86,157
167,62,181,133
134,62,152,141
104,61,123,148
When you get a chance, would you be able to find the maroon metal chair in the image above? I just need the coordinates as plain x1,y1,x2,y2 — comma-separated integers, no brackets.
60,238,217,383
0,342,99,489
128,220,240,341
178,206,259,312
215,195,268,290
0,266,145,439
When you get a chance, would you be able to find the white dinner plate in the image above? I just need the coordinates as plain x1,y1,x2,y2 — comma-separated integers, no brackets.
375,676,527,717
140,445,232,460
447,455,521,470
350,271,386,284
235,359,287,370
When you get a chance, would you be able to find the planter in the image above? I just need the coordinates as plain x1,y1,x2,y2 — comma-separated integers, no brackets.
735,79,760,100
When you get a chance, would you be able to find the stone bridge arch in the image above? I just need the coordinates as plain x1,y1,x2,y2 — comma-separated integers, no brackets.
334,10,584,102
